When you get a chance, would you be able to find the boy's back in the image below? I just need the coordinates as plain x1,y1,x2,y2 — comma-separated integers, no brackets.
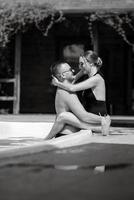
55,88,70,115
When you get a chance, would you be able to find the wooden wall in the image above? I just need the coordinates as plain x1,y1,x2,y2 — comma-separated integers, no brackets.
98,23,132,115
20,28,56,113
20,19,92,114
19,18,133,115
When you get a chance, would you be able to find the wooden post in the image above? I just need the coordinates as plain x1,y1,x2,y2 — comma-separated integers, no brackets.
93,24,99,54
13,33,21,114
126,46,133,113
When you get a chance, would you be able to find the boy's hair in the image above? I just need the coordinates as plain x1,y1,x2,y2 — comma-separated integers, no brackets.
50,61,66,78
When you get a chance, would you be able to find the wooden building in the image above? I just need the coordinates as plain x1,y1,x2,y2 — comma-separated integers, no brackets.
0,0,134,115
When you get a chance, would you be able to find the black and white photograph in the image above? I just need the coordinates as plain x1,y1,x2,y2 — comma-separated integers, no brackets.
0,0,134,199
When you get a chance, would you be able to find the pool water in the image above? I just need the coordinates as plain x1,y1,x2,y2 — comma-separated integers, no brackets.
0,142,134,200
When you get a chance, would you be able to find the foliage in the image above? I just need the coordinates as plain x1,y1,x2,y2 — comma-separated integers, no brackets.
0,1,134,48
85,12,134,49
0,0,64,47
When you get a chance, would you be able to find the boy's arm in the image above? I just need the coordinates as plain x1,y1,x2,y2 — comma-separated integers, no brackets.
64,92,101,124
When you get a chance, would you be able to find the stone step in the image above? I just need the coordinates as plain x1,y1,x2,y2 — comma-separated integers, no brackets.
0,130,92,159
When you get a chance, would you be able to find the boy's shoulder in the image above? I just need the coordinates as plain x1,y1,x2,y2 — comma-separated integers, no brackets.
56,88,77,99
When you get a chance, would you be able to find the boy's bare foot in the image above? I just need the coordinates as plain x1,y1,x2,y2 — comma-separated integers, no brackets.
101,115,111,136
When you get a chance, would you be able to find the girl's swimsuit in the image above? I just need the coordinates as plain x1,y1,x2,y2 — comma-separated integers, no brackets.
82,71,107,116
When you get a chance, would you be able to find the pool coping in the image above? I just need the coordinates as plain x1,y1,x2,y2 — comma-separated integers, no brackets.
0,131,93,159
1,130,134,160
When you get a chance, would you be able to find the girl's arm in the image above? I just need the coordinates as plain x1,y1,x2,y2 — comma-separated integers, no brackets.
52,75,99,92
72,69,84,84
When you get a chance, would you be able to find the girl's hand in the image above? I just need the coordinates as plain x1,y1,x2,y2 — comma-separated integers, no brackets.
51,76,59,86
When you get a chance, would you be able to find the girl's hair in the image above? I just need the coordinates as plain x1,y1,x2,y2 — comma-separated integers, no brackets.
83,50,102,69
